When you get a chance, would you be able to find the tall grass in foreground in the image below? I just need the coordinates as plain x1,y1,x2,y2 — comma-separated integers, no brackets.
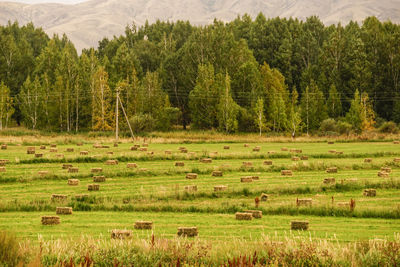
12,233,400,266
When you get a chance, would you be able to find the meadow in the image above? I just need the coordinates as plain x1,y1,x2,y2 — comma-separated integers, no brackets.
0,133,400,266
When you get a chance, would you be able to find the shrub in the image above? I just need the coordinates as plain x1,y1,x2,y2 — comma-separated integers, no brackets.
0,230,21,266
129,114,156,134
319,119,337,134
336,121,352,135
378,121,398,134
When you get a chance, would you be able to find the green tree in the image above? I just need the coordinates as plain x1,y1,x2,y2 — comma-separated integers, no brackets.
18,76,43,129
92,67,114,131
254,97,266,136
346,89,363,133
217,73,239,133
0,82,14,129
327,84,342,118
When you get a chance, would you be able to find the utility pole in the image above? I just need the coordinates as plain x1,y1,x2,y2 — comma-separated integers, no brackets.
119,96,135,142
115,87,119,142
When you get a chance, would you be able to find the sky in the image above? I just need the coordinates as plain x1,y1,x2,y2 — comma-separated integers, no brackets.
0,0,87,4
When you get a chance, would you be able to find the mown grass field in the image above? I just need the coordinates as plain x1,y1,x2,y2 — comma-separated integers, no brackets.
1,137,400,265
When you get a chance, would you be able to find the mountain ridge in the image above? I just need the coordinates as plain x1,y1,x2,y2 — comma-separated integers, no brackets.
0,0,399,51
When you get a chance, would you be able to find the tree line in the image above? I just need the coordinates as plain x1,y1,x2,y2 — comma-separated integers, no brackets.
0,14,399,135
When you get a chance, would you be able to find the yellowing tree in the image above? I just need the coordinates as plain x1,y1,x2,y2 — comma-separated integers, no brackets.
92,67,114,131
0,82,14,129
360,91,375,130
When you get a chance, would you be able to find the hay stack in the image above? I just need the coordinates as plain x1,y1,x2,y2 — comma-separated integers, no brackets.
364,158,373,163
290,149,302,153
68,179,79,186
363,189,376,197
394,141,400,144
93,176,106,182
241,176,253,183
0,160,7,166
40,145,46,150
35,153,43,158
105,160,118,165
93,144,103,148
165,150,172,155
328,141,334,144
281,170,293,176
66,148,74,152
323,178,336,184
56,207,72,215
263,160,273,165
37,171,49,176
326,167,338,173
253,146,261,152
139,148,148,152
62,164,73,169
127,163,137,168
212,170,223,177
50,144,57,148
114,143,118,147
301,156,309,160
51,194,67,201
1,144,7,150
107,152,114,155
184,185,197,192
329,150,337,154
142,143,149,147
200,158,212,163
224,146,230,150
91,168,103,173
251,176,260,180
242,162,253,167
88,184,100,191
76,142,83,146
244,144,249,147
56,154,64,158
378,171,389,177
381,167,392,173
281,147,288,151
180,148,188,153
134,221,153,230
393,158,400,163
27,147,35,154
130,146,138,151
111,230,132,239
175,161,185,167
68,167,79,173
244,210,262,219
50,148,58,153
214,185,227,192
260,193,268,201
41,216,60,225
291,221,309,230
235,212,253,220
292,156,300,161
75,194,88,201
186,173,198,179
0,167,6,172
177,227,198,237
296,198,312,206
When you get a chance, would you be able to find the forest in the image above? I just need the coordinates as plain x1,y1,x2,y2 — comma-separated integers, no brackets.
0,14,399,135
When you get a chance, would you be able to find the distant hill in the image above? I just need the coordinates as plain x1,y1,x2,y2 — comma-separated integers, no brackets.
1,0,399,51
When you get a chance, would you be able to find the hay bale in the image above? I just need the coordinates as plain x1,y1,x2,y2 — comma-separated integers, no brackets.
260,193,268,201
281,147,288,151
27,147,35,154
0,159,8,166
329,150,337,154
301,156,309,160
75,194,88,201
56,207,72,215
130,146,138,151
127,163,137,168
35,153,43,158
292,156,300,161
214,185,227,192
105,160,118,165
253,146,261,152
177,227,198,237
111,229,132,239
93,144,102,148
326,167,338,173
68,179,79,186
142,143,149,147
1,144,7,150
93,176,106,182
91,168,103,173
139,147,148,152
50,148,58,153
212,170,223,177
393,158,400,163
66,148,74,152
242,162,253,167
244,144,249,147
0,167,6,172
235,212,253,220
180,148,188,153
381,167,392,173
88,184,100,191
50,144,57,148
40,145,46,150
394,141,400,144
107,151,114,155
291,221,309,230
76,142,83,146
178,146,186,150
244,210,262,219
323,178,336,184
165,150,172,155
38,171,49,176
241,176,253,183
200,158,212,163
184,185,198,192
41,216,60,225
296,198,312,206
377,171,389,177
251,176,259,180
134,221,153,230
56,154,64,158
62,164,73,170
290,149,302,153
114,143,118,147
364,158,373,163
175,161,185,167
328,141,334,144
363,189,376,197
186,173,198,179
263,160,273,165
223,146,230,150
51,194,67,201
281,170,293,176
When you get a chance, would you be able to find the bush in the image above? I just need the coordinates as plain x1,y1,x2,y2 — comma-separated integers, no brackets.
319,119,337,134
0,230,21,266
129,114,156,134
336,121,352,135
378,121,398,134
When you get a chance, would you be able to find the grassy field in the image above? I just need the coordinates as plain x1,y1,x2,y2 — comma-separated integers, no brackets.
1,136,400,265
